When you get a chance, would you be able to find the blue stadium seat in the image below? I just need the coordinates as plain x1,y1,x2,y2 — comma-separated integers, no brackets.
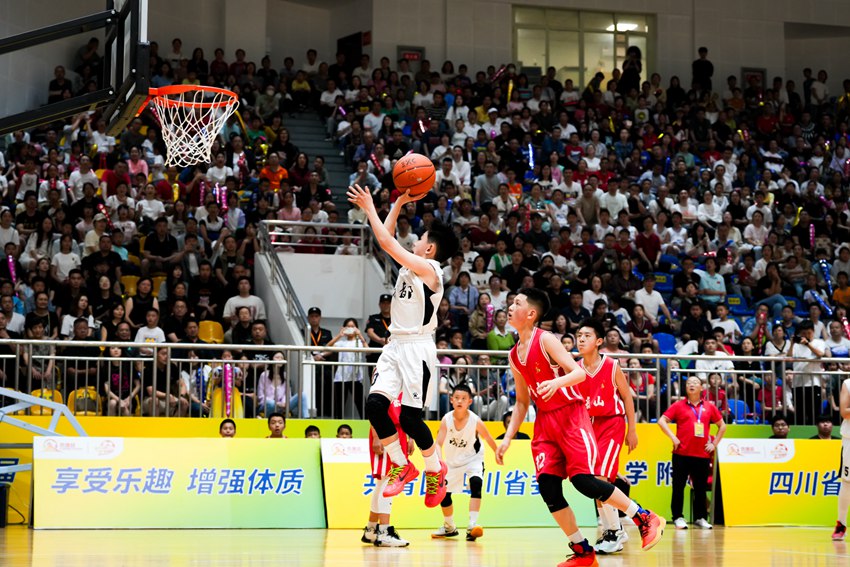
654,332,677,354
654,273,674,293
726,294,752,317
729,399,751,424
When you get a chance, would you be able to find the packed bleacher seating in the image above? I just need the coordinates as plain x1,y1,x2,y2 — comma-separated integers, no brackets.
2,38,850,425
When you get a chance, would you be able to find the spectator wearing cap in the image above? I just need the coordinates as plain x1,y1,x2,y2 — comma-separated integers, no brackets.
306,306,334,417
365,294,392,364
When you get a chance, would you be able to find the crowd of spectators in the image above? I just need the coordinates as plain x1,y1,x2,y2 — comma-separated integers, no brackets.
4,37,850,424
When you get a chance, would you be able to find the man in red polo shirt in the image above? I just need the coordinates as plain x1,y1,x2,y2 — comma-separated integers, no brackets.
658,376,726,530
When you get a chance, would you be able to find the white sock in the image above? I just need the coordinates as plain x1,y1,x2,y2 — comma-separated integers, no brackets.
378,523,388,534
367,521,378,529
469,511,479,526
839,481,850,525
602,503,621,530
444,515,455,528
385,440,408,466
423,449,441,473
625,501,640,518
567,530,585,544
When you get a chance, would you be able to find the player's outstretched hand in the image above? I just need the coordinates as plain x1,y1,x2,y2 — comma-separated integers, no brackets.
496,440,510,465
347,184,375,212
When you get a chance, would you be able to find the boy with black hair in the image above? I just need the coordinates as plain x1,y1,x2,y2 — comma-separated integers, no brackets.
432,384,498,542
497,288,664,567
304,425,321,439
267,412,286,438
219,418,236,438
347,183,459,508
576,318,638,555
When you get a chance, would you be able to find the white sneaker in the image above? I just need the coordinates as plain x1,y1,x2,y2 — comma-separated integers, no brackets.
361,526,377,543
431,523,459,538
695,518,713,530
615,527,629,545
374,526,409,547
594,530,624,554
674,517,689,530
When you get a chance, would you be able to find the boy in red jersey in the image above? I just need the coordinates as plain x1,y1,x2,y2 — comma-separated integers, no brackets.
362,394,412,547
496,288,665,567
576,319,638,555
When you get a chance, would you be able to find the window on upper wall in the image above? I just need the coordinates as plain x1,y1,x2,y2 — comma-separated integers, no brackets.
513,7,653,89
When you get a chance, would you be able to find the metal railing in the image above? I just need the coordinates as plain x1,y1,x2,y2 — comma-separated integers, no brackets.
257,220,310,339
1,338,847,426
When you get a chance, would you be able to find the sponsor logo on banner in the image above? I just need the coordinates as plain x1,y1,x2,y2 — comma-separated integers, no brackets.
718,439,794,463
33,437,125,460
320,439,370,463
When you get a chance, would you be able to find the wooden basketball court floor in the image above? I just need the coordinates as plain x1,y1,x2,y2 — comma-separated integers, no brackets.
1,525,847,567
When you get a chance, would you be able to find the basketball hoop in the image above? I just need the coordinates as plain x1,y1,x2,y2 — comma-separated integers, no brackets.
144,85,239,168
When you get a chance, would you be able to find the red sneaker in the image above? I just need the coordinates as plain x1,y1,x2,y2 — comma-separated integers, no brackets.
833,521,846,541
633,509,666,551
557,541,599,567
382,462,419,498
423,461,448,507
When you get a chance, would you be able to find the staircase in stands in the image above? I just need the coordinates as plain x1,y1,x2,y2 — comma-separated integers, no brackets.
282,111,351,215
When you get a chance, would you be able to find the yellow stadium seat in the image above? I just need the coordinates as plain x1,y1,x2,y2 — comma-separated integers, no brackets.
210,386,244,419
199,320,224,344
121,275,139,297
127,254,141,267
29,389,63,415
68,387,101,416
138,235,146,253
152,275,167,294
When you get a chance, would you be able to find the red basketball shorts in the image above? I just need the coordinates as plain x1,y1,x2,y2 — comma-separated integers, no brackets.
531,402,598,480
591,415,626,481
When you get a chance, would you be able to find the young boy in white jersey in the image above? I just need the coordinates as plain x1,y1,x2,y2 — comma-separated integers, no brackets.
576,319,638,555
432,384,498,541
348,182,459,507
834,372,850,540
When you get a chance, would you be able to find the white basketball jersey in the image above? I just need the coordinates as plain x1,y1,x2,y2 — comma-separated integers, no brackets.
443,410,483,468
841,379,850,439
389,259,443,336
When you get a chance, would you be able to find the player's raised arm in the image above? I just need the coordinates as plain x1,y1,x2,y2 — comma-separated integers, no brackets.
496,361,530,465
347,183,439,289
613,361,639,452
537,332,586,401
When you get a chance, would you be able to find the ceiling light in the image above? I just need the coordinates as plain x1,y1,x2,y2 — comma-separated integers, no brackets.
607,23,639,32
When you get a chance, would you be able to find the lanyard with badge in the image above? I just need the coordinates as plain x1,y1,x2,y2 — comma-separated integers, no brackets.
691,403,705,437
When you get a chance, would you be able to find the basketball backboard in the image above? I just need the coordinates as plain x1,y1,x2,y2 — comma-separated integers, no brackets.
0,0,150,136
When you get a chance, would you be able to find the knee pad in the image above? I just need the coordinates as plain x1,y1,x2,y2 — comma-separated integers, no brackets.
468,476,483,499
365,394,396,439
398,405,434,450
441,492,453,508
571,474,616,502
614,476,630,498
537,473,569,513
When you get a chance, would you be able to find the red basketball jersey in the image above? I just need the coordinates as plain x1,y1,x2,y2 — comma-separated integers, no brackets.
509,327,584,412
369,394,407,479
578,354,626,417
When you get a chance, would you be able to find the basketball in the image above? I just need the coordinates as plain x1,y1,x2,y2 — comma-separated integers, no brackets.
392,153,435,199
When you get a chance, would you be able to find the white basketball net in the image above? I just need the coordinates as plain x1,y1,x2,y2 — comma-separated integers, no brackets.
149,87,239,168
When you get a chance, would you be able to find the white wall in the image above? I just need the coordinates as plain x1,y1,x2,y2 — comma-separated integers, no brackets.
147,0,225,60
0,0,103,118
267,1,332,70
328,0,373,58
785,35,850,90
